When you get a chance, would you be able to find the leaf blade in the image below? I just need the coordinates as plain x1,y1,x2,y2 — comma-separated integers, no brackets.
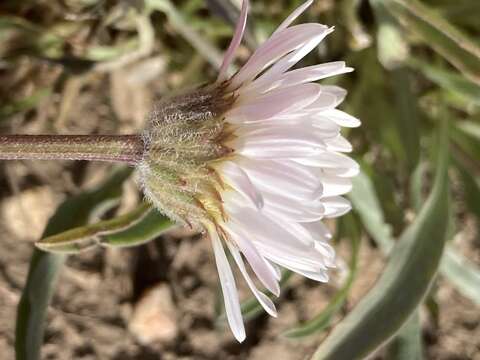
311,125,449,360
15,167,132,360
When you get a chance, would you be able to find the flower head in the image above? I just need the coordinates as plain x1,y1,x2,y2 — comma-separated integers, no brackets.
138,0,360,341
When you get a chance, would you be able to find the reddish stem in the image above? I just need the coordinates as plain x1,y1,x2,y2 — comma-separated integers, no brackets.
0,135,144,165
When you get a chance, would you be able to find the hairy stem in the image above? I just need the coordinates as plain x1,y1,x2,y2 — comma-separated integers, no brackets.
0,135,144,165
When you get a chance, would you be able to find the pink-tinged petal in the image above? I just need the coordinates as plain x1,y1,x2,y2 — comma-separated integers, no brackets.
217,0,249,82
228,83,320,123
295,268,330,282
294,152,359,172
319,85,347,107
250,62,354,94
276,62,353,86
317,172,353,197
322,196,352,218
303,220,333,240
319,109,361,127
238,159,322,197
230,24,330,88
262,192,325,222
218,161,263,209
237,143,324,159
222,221,280,296
264,211,316,247
245,26,335,91
236,119,338,138
273,0,314,35
226,208,329,269
259,249,320,273
314,241,336,264
267,261,282,281
210,229,245,342
305,93,340,112
310,119,341,136
232,128,327,157
323,166,360,178
325,135,353,153
226,242,278,317
235,124,337,143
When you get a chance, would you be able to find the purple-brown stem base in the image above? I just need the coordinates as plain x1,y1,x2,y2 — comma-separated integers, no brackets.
0,134,144,165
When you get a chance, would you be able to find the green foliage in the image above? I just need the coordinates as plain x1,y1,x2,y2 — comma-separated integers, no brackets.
15,167,132,360
35,202,153,253
311,123,450,360
386,312,424,360
283,214,360,338
101,208,173,248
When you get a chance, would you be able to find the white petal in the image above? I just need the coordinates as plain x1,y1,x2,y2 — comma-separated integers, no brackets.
320,109,361,128
322,196,352,218
267,261,282,281
226,242,278,317
264,211,316,247
238,159,322,198
314,241,336,265
228,83,320,123
306,92,341,112
210,230,245,342
319,85,347,107
303,220,333,240
261,250,321,273
251,62,354,94
232,129,327,158
263,193,325,222
227,208,328,269
295,268,330,282
325,135,353,153
231,24,331,88
222,221,280,296
310,118,341,136
272,0,314,35
217,0,249,81
218,161,263,209
235,142,325,159
294,152,359,174
242,28,334,92
323,165,360,178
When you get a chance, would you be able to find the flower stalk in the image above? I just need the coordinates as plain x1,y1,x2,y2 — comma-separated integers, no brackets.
0,134,144,165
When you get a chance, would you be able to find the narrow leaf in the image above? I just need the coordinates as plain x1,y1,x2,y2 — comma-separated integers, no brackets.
455,157,480,220
100,208,174,248
386,0,480,85
408,60,480,107
392,67,420,170
386,311,423,360
15,167,132,360
283,214,360,338
311,125,449,360
35,202,152,253
441,247,480,306
349,170,395,254
352,158,480,308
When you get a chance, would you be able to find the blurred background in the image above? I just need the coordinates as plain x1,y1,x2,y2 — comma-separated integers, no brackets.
0,0,479,359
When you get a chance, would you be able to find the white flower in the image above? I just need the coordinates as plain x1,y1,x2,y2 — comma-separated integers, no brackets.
138,0,360,342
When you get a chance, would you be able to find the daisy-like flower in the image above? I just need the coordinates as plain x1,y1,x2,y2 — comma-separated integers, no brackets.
138,0,360,341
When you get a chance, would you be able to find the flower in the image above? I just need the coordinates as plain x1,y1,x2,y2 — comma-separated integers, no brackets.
138,0,360,342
